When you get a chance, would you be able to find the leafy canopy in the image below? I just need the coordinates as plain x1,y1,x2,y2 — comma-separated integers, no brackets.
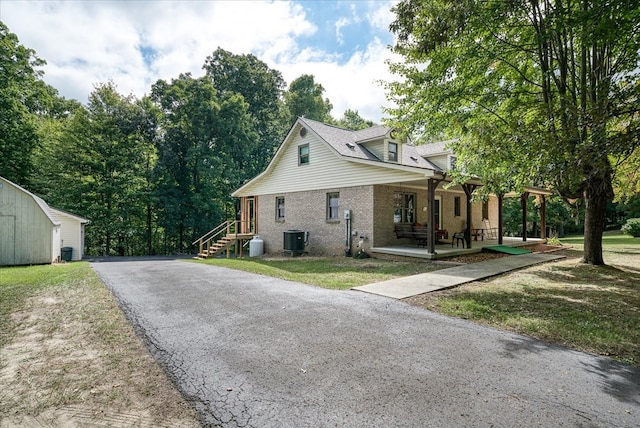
385,0,640,264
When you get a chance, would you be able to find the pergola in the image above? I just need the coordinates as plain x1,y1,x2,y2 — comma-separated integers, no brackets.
424,176,553,255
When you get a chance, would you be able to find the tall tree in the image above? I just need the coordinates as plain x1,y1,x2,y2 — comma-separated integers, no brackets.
386,0,640,264
151,73,255,252
337,109,376,130
284,74,334,123
48,82,153,256
203,48,287,180
0,22,48,185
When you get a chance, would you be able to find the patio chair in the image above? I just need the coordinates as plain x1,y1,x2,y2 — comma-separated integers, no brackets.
483,219,498,240
452,229,466,248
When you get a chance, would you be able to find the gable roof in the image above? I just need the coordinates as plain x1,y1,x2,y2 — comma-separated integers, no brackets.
300,118,441,171
414,140,456,157
232,118,445,196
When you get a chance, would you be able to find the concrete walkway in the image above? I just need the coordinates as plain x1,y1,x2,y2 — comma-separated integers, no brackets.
353,253,565,299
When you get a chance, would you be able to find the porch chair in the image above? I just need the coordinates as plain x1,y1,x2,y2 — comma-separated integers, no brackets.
483,219,498,240
452,229,466,248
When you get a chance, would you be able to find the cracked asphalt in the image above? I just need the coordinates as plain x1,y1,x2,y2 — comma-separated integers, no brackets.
91,258,640,427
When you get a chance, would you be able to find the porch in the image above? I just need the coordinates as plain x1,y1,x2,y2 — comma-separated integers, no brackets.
371,236,545,260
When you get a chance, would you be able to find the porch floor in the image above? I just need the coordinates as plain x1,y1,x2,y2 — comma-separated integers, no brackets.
371,237,544,260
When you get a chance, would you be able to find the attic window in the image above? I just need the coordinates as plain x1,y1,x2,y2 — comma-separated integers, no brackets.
346,142,355,149
299,144,310,165
300,127,307,137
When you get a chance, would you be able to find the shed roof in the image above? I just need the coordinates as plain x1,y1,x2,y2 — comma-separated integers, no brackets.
0,176,60,226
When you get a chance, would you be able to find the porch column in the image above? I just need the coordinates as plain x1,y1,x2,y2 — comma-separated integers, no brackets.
497,193,504,245
521,192,530,242
462,183,478,248
540,195,547,240
426,178,440,254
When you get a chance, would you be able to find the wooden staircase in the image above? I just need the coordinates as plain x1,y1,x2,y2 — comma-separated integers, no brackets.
193,220,254,259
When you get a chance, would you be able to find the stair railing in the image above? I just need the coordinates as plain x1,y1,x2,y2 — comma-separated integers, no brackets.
192,220,231,255
192,220,254,256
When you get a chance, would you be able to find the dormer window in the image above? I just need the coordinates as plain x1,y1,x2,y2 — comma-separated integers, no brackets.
388,142,398,162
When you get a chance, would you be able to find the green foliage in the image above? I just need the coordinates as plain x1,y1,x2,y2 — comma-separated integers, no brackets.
203,48,287,179
621,218,640,238
284,74,333,124
385,0,640,264
503,195,578,237
336,109,376,130
0,22,49,185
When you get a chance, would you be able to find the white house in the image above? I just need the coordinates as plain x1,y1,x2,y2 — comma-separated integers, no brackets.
0,176,89,266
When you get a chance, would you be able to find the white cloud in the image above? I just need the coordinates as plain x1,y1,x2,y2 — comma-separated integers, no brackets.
1,0,398,122
335,17,350,45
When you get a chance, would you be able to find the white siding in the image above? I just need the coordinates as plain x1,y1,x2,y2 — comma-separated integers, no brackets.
361,140,385,160
428,154,450,171
52,209,86,261
239,133,430,196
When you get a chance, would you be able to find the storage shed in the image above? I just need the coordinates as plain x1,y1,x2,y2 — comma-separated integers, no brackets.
0,176,88,266
50,208,89,261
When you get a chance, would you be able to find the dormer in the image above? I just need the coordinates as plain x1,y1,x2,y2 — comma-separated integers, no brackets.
357,129,403,163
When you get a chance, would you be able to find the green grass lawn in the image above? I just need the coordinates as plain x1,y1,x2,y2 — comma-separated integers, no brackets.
194,231,640,365
191,256,443,289
410,230,640,365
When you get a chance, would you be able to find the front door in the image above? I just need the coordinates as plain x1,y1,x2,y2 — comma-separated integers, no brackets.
241,197,257,234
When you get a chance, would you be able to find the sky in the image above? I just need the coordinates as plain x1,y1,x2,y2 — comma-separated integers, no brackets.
1,0,401,123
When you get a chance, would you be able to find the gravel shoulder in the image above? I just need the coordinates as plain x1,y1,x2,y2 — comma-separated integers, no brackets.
0,263,200,428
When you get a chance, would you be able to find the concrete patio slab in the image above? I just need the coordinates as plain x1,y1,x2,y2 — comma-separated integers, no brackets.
352,253,565,299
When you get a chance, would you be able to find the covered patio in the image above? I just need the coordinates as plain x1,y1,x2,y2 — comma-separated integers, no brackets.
371,236,545,260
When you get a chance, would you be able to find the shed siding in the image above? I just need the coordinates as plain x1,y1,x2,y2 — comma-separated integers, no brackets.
54,210,85,261
238,133,430,196
0,178,55,265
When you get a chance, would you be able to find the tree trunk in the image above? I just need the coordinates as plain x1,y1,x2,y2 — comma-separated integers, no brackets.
582,174,612,265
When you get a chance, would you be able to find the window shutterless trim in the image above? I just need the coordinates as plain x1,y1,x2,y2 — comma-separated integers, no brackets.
298,144,309,165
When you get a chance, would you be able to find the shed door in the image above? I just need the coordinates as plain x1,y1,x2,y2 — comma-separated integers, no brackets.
0,215,16,266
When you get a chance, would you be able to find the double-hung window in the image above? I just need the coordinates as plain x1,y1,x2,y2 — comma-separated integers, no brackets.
299,144,309,165
327,192,340,220
275,197,285,221
393,191,416,223
388,142,398,162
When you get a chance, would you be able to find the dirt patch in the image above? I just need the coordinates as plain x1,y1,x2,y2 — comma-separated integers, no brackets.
0,272,200,428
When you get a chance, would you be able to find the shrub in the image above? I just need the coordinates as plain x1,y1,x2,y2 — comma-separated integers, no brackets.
546,236,562,245
621,218,640,237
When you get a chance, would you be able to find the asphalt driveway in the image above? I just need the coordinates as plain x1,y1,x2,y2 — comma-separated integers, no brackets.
91,258,640,427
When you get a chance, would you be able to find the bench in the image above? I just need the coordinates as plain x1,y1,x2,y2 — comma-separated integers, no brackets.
394,224,447,247
394,223,415,240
